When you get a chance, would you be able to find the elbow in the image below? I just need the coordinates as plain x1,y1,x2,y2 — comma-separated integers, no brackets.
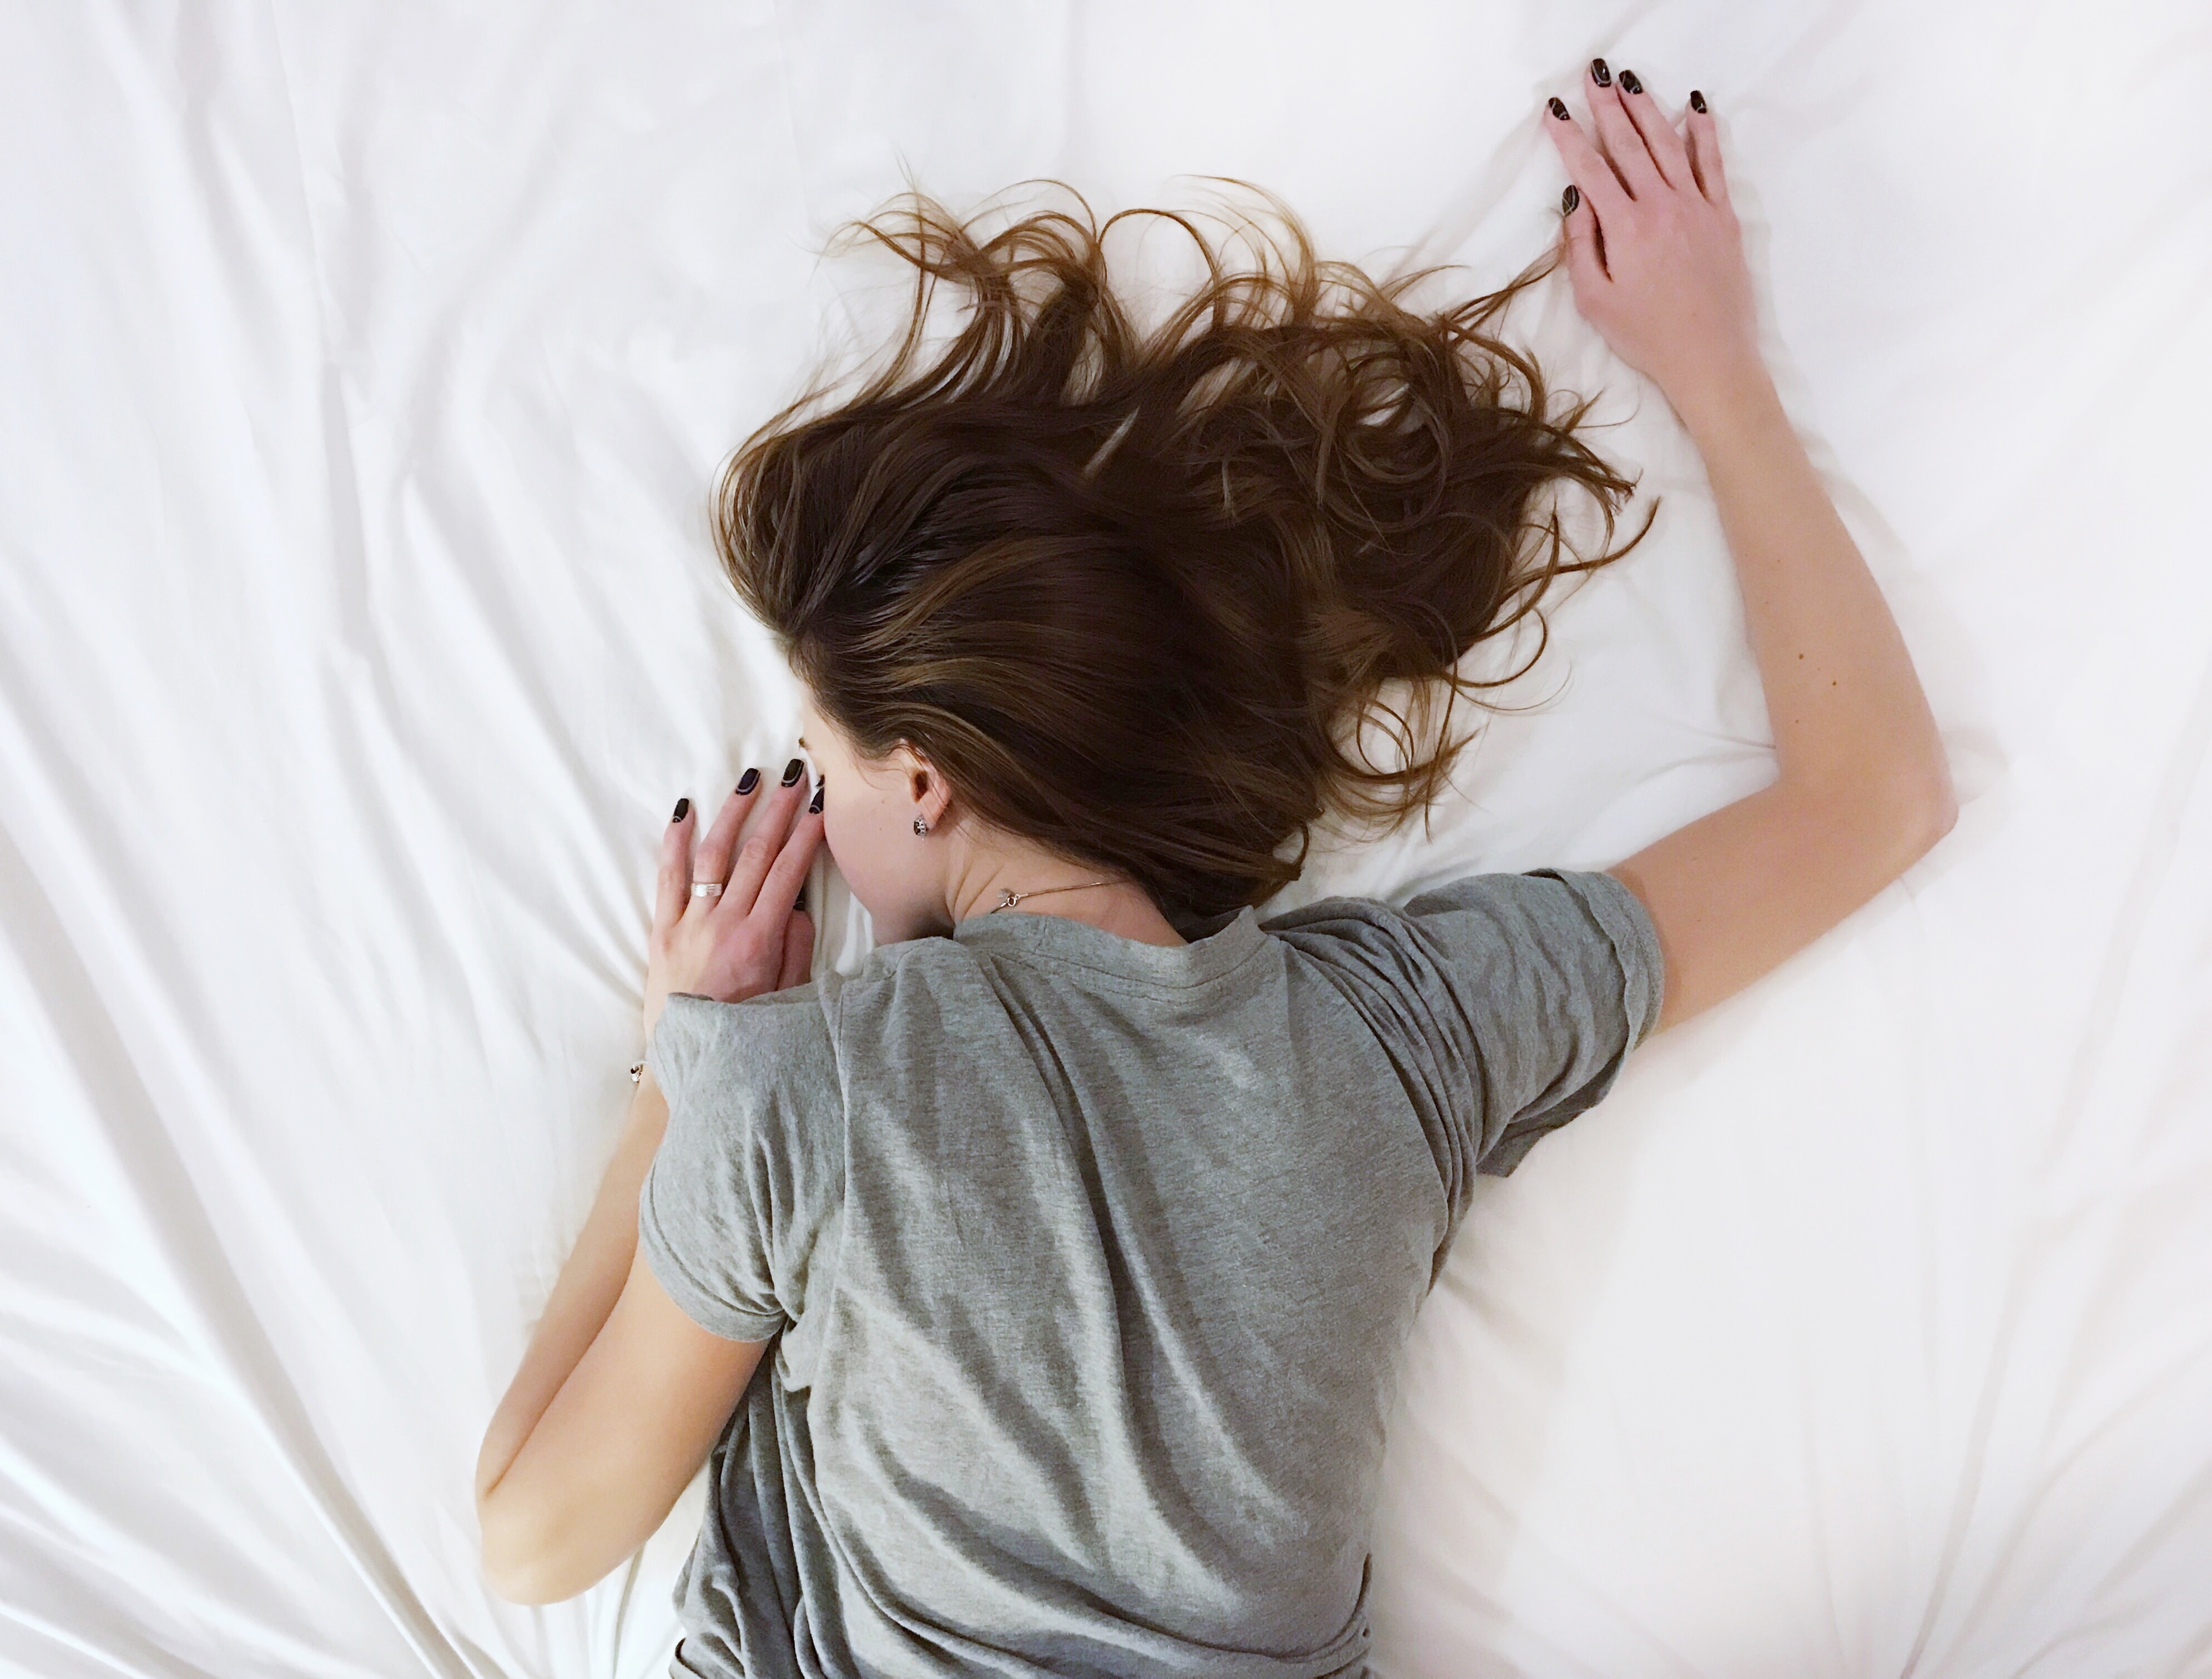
1883,760,1959,873
478,1491,591,1607
1924,781,1960,848
1908,759,1960,853
1806,757,1957,880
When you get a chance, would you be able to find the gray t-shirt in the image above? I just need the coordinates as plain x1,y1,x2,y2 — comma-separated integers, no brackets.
638,867,1664,1679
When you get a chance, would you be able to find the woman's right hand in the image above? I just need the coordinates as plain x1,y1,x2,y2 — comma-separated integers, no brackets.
644,761,822,1040
1543,63,1761,409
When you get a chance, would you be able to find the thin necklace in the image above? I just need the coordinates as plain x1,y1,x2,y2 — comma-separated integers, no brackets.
989,878,1121,913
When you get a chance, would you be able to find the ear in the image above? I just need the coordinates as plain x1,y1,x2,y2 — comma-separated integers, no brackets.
892,742,954,830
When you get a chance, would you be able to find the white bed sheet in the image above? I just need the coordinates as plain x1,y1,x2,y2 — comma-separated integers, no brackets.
2,3,2207,1676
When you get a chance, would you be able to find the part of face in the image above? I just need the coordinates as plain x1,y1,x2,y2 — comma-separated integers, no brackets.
797,688,953,944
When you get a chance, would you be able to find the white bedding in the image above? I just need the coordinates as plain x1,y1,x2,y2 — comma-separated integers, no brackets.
3,4,2208,1676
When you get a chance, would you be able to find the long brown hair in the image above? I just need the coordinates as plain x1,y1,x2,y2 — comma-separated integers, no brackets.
714,184,1654,933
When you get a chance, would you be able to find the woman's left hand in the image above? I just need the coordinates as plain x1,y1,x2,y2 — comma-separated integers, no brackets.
644,760,824,1040
1542,63,1758,409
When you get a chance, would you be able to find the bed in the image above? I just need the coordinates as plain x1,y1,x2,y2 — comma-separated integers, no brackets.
3,3,2208,1675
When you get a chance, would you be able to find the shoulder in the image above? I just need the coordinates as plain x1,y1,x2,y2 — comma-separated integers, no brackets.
1404,867,1662,993
1260,868,1664,1050
1263,867,1647,936
646,981,843,1122
647,934,999,1108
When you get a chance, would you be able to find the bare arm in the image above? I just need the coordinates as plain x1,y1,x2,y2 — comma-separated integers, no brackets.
1545,64,1955,1032
474,771,823,1603
474,1078,674,1513
1615,356,1954,1029
475,1072,770,1605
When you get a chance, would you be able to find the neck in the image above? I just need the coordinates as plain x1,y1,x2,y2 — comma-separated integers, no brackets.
948,848,1186,948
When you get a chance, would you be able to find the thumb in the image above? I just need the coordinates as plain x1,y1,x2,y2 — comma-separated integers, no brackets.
654,797,694,934
1560,183,1605,290
777,906,815,991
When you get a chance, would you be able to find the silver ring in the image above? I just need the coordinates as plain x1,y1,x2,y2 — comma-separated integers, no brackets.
690,880,723,898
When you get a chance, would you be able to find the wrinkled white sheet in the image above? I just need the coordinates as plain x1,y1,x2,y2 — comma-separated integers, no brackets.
2,3,2208,1676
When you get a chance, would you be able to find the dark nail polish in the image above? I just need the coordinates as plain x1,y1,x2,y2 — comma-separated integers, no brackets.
736,766,760,795
781,756,805,786
1590,57,1611,87
808,778,825,814
1618,68,1643,95
1561,184,1580,215
671,797,689,822
1690,88,1707,113
1548,95,1570,120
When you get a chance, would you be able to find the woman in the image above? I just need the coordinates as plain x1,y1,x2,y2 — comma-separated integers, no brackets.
475,61,1953,1678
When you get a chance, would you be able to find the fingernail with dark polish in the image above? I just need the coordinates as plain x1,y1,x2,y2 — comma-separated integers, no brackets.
1690,88,1708,113
781,756,805,786
736,766,759,795
1590,57,1611,87
671,797,689,822
1619,68,1643,95
1561,184,1580,215
1548,95,1570,120
808,778,825,813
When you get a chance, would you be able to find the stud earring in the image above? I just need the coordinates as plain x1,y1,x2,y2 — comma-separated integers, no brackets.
913,815,930,836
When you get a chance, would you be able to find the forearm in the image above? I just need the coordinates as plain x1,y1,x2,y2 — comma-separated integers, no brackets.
476,1073,669,1504
1670,356,1952,816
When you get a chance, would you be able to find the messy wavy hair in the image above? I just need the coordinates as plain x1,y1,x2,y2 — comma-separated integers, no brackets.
715,183,1654,933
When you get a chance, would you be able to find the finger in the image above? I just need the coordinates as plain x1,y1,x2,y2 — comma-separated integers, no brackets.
1684,89,1731,209
1543,98,1633,225
720,757,811,913
654,797,693,930
749,787,825,928
1614,67,1692,193
689,765,763,906
1560,184,1609,286
776,908,814,992
1585,58,1663,199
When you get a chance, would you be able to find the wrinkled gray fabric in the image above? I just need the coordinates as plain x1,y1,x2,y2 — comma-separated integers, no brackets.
638,867,1664,1679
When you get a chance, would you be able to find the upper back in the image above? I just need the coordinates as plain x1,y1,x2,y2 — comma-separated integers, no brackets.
639,868,1662,1673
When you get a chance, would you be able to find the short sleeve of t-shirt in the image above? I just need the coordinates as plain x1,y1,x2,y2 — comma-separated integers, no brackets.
1264,867,1665,1228
636,986,846,1344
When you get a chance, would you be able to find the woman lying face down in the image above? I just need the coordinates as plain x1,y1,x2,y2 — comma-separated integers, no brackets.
476,59,1954,1675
